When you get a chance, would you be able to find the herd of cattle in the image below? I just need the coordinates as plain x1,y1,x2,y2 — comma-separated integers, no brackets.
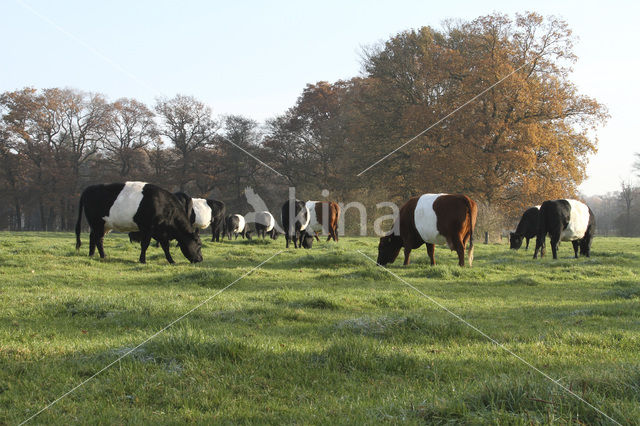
74,181,596,266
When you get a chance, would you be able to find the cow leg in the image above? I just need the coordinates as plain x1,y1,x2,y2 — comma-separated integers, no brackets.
88,231,97,257
285,234,290,248
426,243,436,265
403,246,412,266
96,233,106,259
525,237,530,250
138,231,152,264
550,233,560,260
581,232,592,257
453,236,466,267
533,236,545,259
571,240,580,258
158,239,175,264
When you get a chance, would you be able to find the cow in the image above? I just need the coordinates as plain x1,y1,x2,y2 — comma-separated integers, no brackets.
170,196,225,242
254,211,280,239
533,199,595,260
225,214,252,240
305,201,340,242
377,194,477,267
281,199,314,249
75,182,203,264
510,206,540,250
129,191,194,246
207,199,226,242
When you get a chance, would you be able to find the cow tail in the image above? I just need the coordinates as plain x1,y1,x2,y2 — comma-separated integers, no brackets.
466,197,477,267
75,192,84,250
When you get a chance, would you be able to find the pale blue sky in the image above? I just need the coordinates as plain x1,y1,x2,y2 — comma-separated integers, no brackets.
1,0,638,195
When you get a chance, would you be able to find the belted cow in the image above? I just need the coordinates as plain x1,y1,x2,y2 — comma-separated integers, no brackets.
377,193,477,267
225,214,251,240
76,182,203,264
281,199,314,249
533,199,595,259
254,211,280,239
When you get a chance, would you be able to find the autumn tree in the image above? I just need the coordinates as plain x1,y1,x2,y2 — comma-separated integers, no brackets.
356,12,607,218
0,88,108,229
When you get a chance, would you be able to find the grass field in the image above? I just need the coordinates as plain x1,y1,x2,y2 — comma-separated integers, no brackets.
1,232,639,424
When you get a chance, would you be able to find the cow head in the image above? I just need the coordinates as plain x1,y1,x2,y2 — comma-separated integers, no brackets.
509,232,523,250
377,234,402,265
178,232,203,263
301,230,315,249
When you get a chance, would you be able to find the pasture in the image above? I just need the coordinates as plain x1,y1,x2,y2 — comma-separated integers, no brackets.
1,232,639,424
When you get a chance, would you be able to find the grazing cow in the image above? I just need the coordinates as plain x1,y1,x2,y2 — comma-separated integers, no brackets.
129,191,194,246
533,199,595,259
129,191,195,246
225,214,251,240
76,182,203,264
377,194,477,267
255,211,280,239
510,206,540,250
305,201,340,242
281,199,314,249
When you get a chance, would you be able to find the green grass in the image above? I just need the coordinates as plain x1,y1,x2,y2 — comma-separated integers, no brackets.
1,232,639,424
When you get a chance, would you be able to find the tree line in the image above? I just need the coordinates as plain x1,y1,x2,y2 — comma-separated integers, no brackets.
0,12,610,235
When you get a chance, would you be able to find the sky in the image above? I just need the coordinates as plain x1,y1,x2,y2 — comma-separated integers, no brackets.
1,0,638,196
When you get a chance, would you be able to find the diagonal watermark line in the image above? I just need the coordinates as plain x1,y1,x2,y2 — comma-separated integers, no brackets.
16,0,158,96
17,0,286,180
216,133,285,178
19,250,285,425
356,58,537,176
356,250,621,425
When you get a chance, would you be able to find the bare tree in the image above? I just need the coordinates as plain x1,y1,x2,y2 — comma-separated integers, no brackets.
103,98,156,178
155,95,217,190
619,180,635,236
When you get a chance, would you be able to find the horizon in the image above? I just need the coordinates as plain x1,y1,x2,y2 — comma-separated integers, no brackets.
2,0,638,196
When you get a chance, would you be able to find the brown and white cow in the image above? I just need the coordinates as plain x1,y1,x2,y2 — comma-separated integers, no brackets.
377,194,477,267
305,201,341,242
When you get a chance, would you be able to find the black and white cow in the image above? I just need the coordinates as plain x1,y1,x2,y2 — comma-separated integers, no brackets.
509,206,540,250
533,199,595,260
254,211,280,239
76,182,203,264
225,214,252,240
129,191,194,246
281,199,314,249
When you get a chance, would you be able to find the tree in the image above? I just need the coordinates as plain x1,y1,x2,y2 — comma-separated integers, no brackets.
619,180,636,236
103,98,157,178
356,12,608,217
0,88,108,229
155,95,217,191
216,115,263,206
